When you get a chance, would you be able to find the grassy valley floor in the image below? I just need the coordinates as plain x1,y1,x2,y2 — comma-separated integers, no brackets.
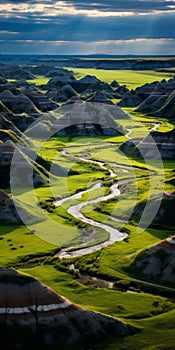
1,65,175,349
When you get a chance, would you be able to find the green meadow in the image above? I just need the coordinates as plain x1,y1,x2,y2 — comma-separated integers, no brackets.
67,68,175,89
1,145,174,350
26,67,175,90
2,67,175,349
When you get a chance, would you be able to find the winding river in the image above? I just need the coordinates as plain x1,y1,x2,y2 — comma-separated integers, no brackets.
57,121,161,259
55,153,128,258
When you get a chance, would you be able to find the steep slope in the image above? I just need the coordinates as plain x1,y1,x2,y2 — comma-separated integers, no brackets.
0,189,42,224
129,236,175,285
130,191,175,228
136,90,175,119
0,140,48,188
153,90,175,119
119,128,175,160
117,76,174,111
46,84,78,103
0,139,70,188
0,101,36,132
0,90,40,115
87,91,114,104
0,267,133,349
0,63,35,80
54,103,126,137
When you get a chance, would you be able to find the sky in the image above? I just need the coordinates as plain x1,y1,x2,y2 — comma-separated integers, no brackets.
0,0,175,55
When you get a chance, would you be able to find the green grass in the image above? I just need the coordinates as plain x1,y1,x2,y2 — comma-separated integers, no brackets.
0,225,57,266
81,172,166,227
3,63,175,350
156,121,174,132
12,149,109,247
27,76,50,86
67,68,175,89
18,263,175,349
1,109,174,349
20,264,173,319
27,133,168,250
92,309,175,349
98,226,170,275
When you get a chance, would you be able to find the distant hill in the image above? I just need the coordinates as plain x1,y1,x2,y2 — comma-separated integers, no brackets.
0,54,175,69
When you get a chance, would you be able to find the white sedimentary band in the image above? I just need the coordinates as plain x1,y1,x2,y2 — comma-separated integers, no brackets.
0,301,72,314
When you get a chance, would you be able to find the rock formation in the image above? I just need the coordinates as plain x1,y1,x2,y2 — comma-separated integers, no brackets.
0,190,40,224
87,91,114,104
21,88,58,112
153,90,175,119
43,72,76,90
46,84,78,103
0,63,35,80
112,76,175,109
0,140,48,187
0,138,70,189
118,90,144,107
119,128,175,160
136,77,175,118
53,103,126,137
0,267,133,348
129,236,175,285
0,90,40,116
111,80,120,88
130,190,175,228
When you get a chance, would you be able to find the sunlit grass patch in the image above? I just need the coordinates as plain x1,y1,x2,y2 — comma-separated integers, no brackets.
0,225,57,266
27,76,49,86
20,264,173,321
67,68,175,89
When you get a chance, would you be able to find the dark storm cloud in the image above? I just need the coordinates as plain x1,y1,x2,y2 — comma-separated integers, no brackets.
64,0,175,12
1,13,175,41
0,1,175,54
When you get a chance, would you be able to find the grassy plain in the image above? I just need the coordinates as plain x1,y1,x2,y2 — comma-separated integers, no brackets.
0,225,57,266
20,264,173,318
19,262,175,349
67,68,175,89
1,133,175,349
26,67,175,90
3,67,175,349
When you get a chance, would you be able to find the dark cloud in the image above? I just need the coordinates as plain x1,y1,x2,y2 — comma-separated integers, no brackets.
0,1,175,54
66,0,175,12
1,13,175,41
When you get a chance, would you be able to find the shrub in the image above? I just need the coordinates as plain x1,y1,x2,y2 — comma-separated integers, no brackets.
152,300,159,307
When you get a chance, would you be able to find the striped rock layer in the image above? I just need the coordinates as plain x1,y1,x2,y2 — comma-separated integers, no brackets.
0,267,132,348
